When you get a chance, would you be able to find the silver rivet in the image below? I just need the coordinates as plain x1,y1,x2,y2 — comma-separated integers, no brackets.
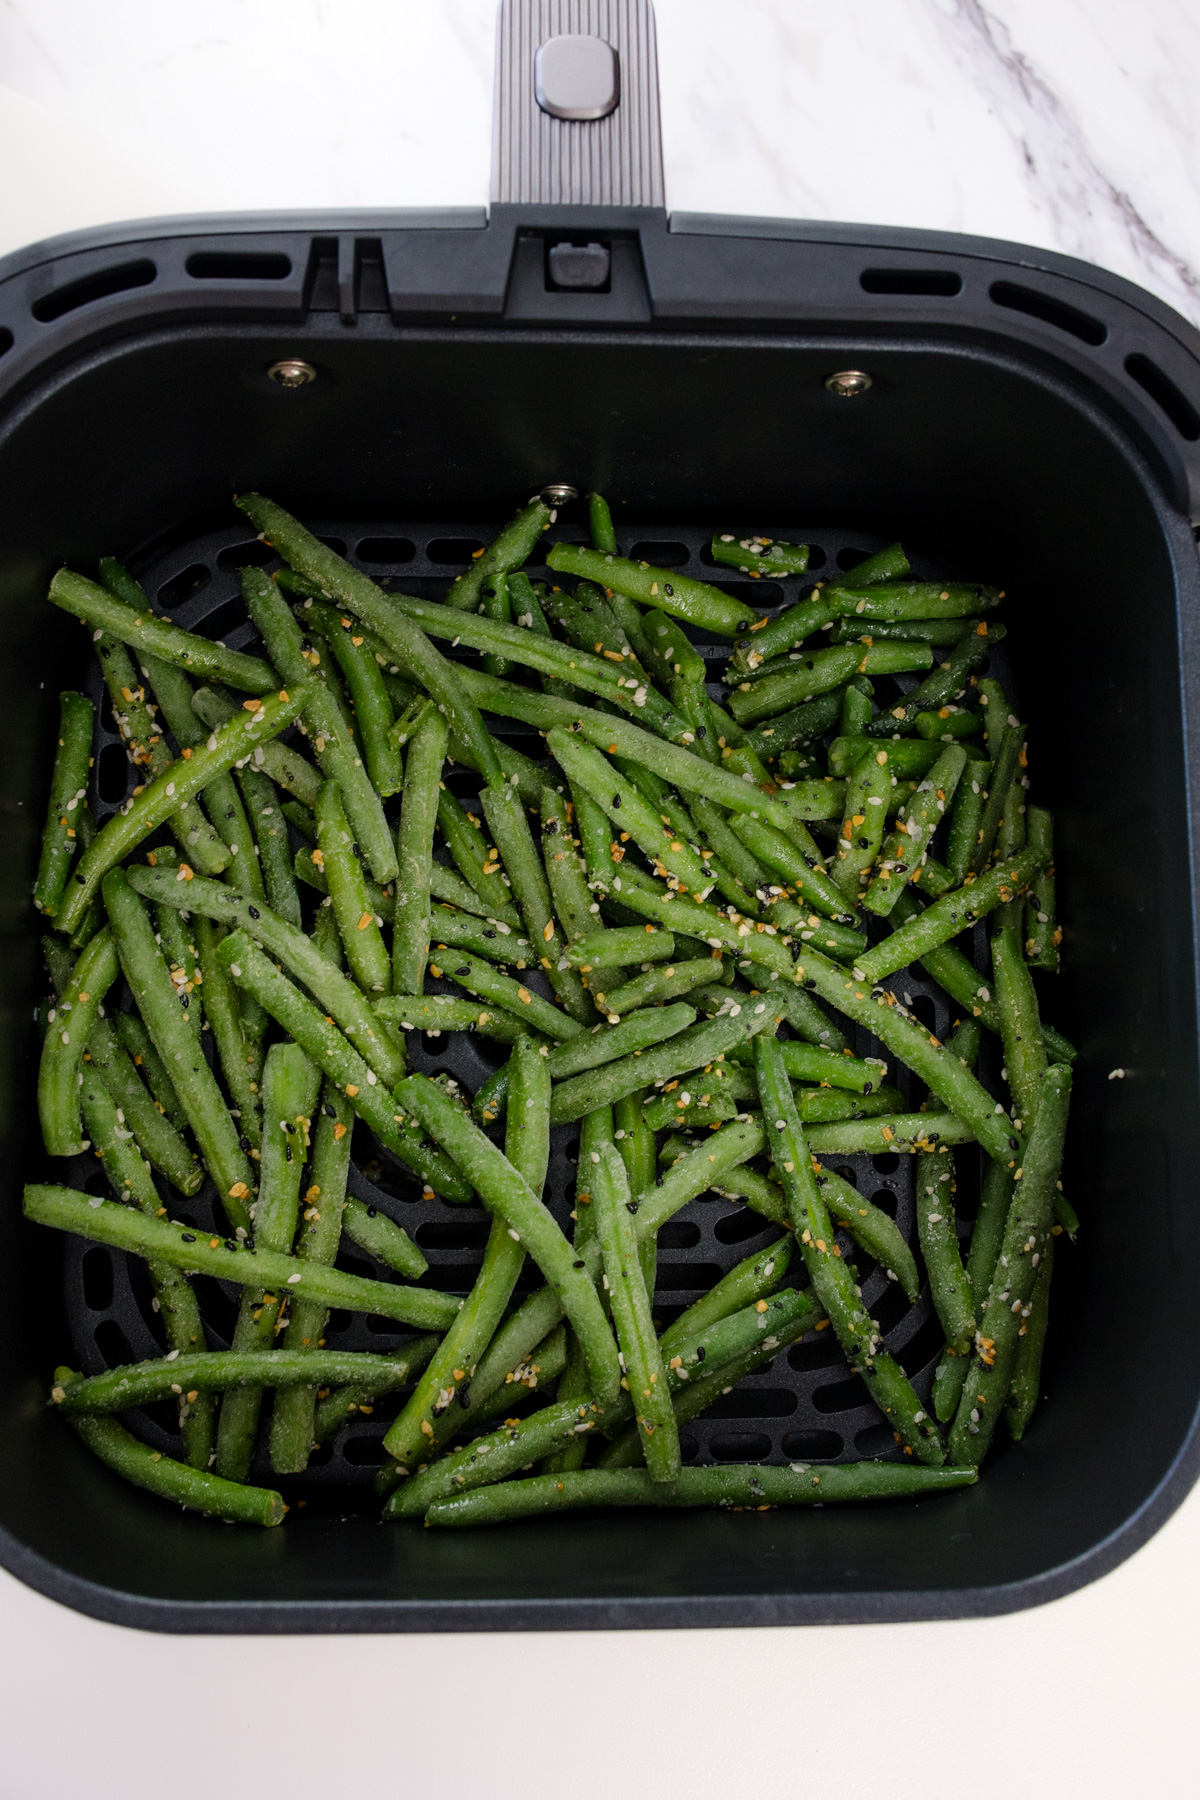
267,359,317,388
540,484,579,504
825,370,872,399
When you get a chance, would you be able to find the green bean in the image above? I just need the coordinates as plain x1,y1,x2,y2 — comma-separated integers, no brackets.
38,928,120,1156
864,744,967,917
568,924,676,969
546,542,760,636
427,906,532,966
752,699,846,769
544,579,647,671
594,957,724,1021
152,897,202,1040
935,1155,1017,1421
729,1037,884,1092
677,791,767,896
111,1010,186,1130
129,865,406,1088
313,1334,441,1447
391,705,449,994
589,1141,679,1478
428,948,580,1043
1024,806,1060,970
992,782,1027,935
237,765,301,926
807,1113,974,1155
471,1003,696,1127
437,787,513,919
726,596,838,677
540,784,606,947
829,746,894,901
1005,1234,1054,1441
586,492,618,554
214,1042,321,1479
734,978,847,1052
64,1408,284,1526
728,643,933,727
549,730,720,906
854,846,1046,984
194,916,261,1147
830,735,945,780
34,691,94,916
237,493,503,788
341,1194,427,1279
268,1083,358,1472
710,533,810,577
428,859,520,927
830,616,967,647
510,574,589,705
78,1065,215,1466
25,1184,461,1328
839,681,874,736
50,569,275,692
983,963,1043,1199
396,1074,621,1405
973,724,1026,873
301,599,403,795
659,1237,794,1360
754,1034,943,1463
55,1344,433,1417
835,580,998,625
549,996,778,1127
427,1459,975,1526
142,654,266,903
614,1088,658,1298
479,780,595,1025
55,687,303,936
240,569,396,884
949,1063,1071,1464
314,781,391,994
95,640,231,879
384,1038,547,1470
42,934,203,1195
215,928,470,1200
916,1146,974,1356
726,811,853,922
649,1081,902,1136
446,499,552,610
192,686,322,807
914,704,983,741
375,995,530,1043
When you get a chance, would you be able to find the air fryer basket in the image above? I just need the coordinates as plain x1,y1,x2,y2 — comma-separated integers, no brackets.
1,0,1200,1632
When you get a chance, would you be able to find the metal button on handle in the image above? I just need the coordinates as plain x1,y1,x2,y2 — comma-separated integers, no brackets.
535,34,620,120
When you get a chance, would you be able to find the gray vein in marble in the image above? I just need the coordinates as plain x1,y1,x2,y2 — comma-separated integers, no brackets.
934,0,1200,322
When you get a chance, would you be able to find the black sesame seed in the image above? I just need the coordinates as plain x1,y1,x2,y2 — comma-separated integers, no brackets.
612,794,621,808
247,904,260,920
180,1232,196,1243
367,1205,377,1217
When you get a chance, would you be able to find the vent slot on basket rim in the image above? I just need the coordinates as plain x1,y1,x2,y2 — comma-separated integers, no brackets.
1125,352,1200,442
989,278,1107,347
31,259,156,323
860,268,963,297
185,250,293,282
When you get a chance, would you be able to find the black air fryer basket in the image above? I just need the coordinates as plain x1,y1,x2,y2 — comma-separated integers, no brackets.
2,0,1200,1633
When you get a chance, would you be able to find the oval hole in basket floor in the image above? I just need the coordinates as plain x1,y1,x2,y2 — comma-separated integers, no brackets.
781,1429,843,1461
708,1432,772,1462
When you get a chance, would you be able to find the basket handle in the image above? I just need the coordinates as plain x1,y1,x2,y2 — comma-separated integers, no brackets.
491,0,665,208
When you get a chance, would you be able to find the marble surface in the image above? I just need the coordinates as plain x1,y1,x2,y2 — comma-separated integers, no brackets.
0,0,1199,325
1,5,1199,1797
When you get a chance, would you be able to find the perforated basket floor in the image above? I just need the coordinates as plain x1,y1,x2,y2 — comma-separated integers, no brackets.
61,514,1015,1503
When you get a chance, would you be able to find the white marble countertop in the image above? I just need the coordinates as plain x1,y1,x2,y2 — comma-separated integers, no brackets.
1,3,1198,1795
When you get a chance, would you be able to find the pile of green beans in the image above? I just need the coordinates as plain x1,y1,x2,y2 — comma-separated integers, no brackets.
28,498,1073,1530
